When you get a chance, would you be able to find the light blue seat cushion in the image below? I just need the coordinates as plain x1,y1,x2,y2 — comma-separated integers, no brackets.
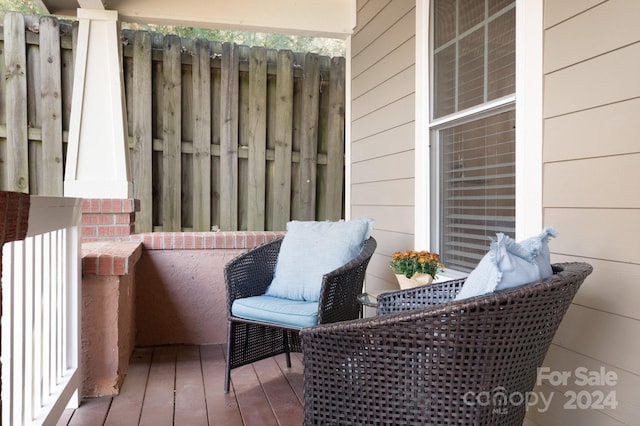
455,228,557,300
232,295,319,328
265,218,374,302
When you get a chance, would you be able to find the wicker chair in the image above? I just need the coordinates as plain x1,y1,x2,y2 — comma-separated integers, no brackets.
301,262,593,425
224,236,377,392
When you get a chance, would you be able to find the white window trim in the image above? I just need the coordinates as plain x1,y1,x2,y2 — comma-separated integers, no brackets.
414,0,543,252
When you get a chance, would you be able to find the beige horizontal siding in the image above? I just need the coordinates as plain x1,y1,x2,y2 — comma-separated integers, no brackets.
352,36,415,98
543,154,640,208
352,65,415,120
351,1,417,296
352,204,414,234
545,208,640,264
351,150,414,183
544,42,640,118
544,0,606,29
352,94,415,141
553,254,640,322
352,11,414,79
544,0,640,73
351,179,414,206
544,97,640,162
537,345,640,424
351,122,414,162
554,304,640,375
351,0,415,58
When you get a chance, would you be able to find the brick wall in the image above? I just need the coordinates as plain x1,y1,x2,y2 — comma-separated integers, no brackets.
81,198,139,242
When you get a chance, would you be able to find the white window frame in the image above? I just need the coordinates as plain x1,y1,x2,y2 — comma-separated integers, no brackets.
414,0,542,256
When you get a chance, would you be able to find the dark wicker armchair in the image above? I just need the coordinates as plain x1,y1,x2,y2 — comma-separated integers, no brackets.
301,262,593,425
224,236,377,392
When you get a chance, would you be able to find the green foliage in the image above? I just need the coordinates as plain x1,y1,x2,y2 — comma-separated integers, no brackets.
122,23,345,57
0,0,345,57
0,0,45,15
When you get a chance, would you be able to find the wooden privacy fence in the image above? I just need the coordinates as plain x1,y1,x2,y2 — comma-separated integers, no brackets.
0,12,346,232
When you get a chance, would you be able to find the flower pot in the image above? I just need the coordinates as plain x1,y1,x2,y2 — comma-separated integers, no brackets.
395,273,433,289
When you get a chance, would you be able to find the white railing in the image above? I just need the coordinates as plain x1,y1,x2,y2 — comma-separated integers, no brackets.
1,196,82,426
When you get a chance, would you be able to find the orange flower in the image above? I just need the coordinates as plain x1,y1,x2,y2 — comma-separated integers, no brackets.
389,249,445,279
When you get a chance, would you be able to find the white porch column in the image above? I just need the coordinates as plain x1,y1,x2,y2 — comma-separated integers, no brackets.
64,8,132,198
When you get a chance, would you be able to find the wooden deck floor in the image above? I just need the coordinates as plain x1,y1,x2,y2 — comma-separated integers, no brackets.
57,345,304,426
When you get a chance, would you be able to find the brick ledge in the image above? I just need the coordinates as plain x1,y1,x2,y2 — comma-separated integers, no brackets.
82,241,143,276
128,231,286,250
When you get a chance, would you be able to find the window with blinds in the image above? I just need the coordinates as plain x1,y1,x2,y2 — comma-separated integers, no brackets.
431,0,516,272
440,110,515,271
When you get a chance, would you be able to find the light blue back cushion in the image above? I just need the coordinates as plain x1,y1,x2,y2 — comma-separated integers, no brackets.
265,219,373,301
455,230,556,300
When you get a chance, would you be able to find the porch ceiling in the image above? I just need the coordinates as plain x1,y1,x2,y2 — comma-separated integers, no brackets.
35,0,356,38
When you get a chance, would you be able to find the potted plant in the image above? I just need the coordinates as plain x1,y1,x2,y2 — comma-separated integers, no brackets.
390,250,444,289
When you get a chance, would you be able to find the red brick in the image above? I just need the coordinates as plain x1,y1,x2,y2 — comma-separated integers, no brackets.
112,258,126,275
83,256,98,275
82,214,115,225
97,255,114,275
114,213,134,224
82,226,98,237
97,225,132,237
171,234,183,249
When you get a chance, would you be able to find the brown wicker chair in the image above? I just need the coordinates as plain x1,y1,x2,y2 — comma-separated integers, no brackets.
224,236,377,392
301,262,593,425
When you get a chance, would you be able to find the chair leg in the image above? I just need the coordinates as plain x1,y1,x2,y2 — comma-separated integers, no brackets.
283,330,292,368
224,320,233,393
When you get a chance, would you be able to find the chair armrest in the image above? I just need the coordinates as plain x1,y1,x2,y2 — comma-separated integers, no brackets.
317,237,377,324
376,277,466,315
224,238,283,315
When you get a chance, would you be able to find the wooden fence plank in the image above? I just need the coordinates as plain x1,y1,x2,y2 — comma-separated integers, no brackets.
131,31,153,232
325,57,346,220
4,12,29,193
298,53,320,220
25,15,42,195
210,41,222,230
60,22,75,136
316,55,330,220
151,32,164,229
192,38,211,232
180,39,194,229
162,35,182,230
273,50,294,230
248,46,267,231
39,16,64,196
219,42,239,231
238,44,250,231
